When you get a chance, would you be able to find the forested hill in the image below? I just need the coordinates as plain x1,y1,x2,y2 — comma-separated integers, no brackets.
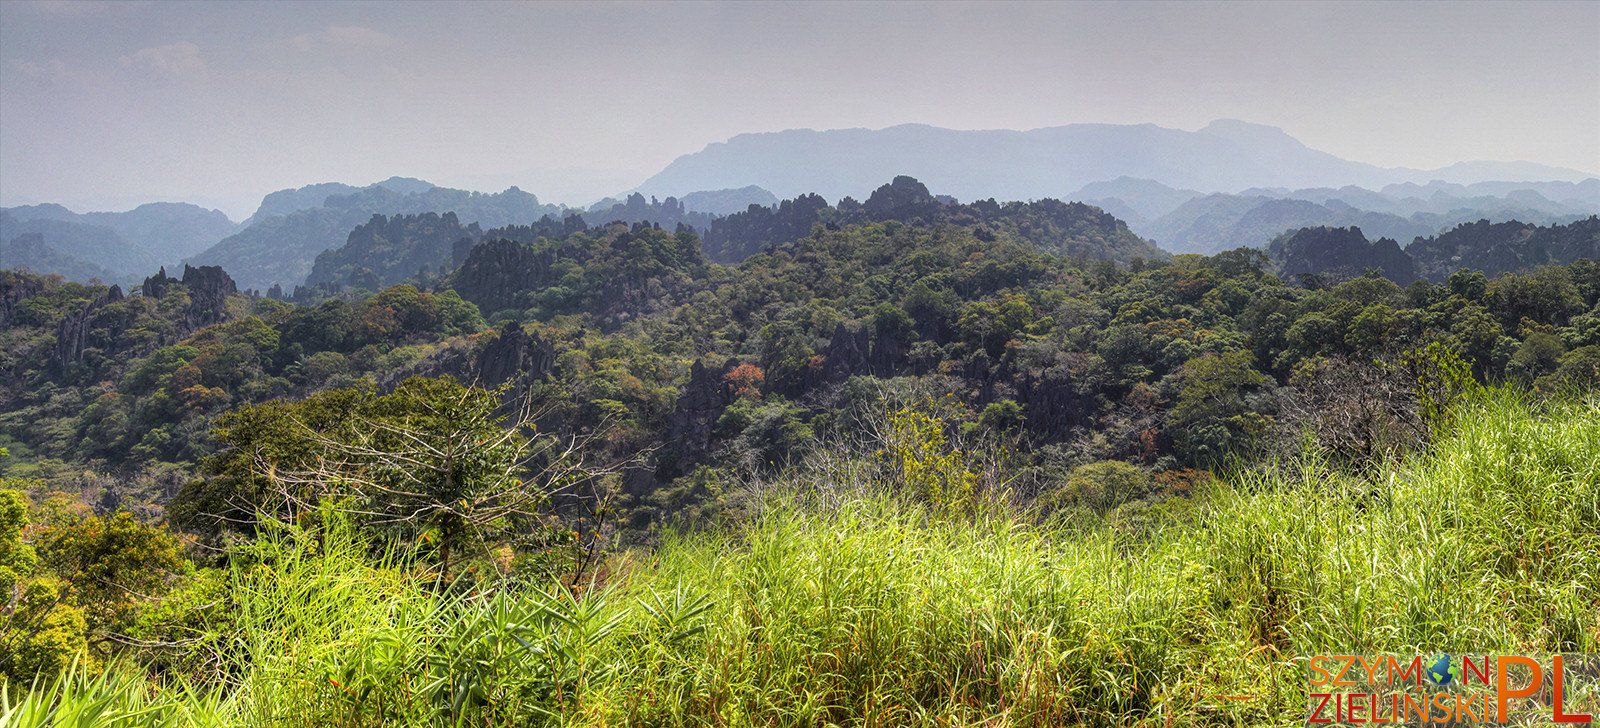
1268,227,1418,284
2,194,1596,531
297,212,484,298
703,175,1164,263
286,176,1164,302
1408,216,1600,282
188,185,566,292
4,194,1596,728
190,185,752,294
1265,216,1599,285
242,176,437,225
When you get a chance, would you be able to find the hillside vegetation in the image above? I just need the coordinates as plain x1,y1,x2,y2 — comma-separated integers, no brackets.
4,388,1596,726
3,199,1598,529
188,186,566,291
1,177,1597,727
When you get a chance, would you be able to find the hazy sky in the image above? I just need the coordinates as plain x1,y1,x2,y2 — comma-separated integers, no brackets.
2,0,1597,220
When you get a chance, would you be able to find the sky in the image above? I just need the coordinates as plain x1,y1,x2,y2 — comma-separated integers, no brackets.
1,0,1597,221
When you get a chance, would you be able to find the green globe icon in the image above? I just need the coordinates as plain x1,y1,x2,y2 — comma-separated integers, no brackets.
1427,654,1462,686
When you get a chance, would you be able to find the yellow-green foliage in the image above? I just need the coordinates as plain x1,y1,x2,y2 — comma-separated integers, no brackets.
1398,340,1482,431
0,489,92,687
880,406,977,509
6,389,1598,726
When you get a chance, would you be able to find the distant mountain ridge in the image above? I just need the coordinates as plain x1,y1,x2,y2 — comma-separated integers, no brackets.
1,201,237,281
634,120,1596,204
7,118,1595,290
679,186,779,216
1,211,149,279
1266,216,1598,285
1068,176,1596,254
190,183,567,291
243,177,436,226
0,232,117,283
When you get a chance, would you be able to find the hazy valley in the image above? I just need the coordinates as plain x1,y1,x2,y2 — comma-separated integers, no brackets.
2,2,1598,725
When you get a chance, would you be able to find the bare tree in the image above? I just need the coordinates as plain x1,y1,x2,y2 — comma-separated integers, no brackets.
262,377,630,583
1276,356,1426,471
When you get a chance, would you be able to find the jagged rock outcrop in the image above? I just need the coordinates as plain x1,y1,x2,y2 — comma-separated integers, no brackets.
1016,365,1096,436
863,175,942,222
0,270,49,326
180,264,237,328
812,323,872,386
141,264,238,329
450,239,560,315
803,321,917,385
475,322,556,389
869,331,903,377
965,352,1006,406
53,285,123,376
658,358,737,480
1267,226,1417,284
141,267,177,299
702,192,829,263
582,193,713,232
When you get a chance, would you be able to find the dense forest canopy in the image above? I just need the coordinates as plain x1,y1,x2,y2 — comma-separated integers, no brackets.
3,178,1596,527
2,173,1598,724
7,169,1589,303
3,0,1597,715
701,175,1163,264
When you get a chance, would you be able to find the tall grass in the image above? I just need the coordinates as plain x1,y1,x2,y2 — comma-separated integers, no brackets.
5,388,1597,726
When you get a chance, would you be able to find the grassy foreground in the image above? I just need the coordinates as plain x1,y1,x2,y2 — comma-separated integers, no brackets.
5,389,1598,727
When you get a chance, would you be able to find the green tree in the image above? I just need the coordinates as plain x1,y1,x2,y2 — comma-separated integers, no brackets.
1537,345,1600,392
171,384,373,540
881,407,976,510
1044,460,1155,514
1169,351,1271,465
977,399,1025,434
1486,267,1584,327
1447,269,1487,300
1506,332,1566,385
0,489,89,685
36,511,188,642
